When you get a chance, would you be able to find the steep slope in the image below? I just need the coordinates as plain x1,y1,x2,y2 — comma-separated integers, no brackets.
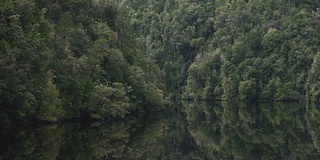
0,0,165,122
129,0,320,101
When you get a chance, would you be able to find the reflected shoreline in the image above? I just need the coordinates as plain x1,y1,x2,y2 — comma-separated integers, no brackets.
1,101,320,159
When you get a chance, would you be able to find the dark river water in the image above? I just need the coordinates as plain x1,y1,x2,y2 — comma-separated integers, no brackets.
1,101,320,160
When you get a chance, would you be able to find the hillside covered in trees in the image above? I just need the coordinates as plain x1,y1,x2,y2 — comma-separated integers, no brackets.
129,0,320,101
0,0,165,123
2,0,320,123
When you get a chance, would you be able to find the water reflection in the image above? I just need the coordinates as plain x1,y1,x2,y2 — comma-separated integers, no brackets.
0,125,63,160
0,113,170,160
1,102,320,159
184,102,320,159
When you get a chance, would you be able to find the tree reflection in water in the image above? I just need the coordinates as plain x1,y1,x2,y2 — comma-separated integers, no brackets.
184,101,320,159
1,102,320,159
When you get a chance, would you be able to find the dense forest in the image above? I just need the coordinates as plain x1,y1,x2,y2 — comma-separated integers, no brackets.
0,0,165,123
2,0,320,123
129,0,320,101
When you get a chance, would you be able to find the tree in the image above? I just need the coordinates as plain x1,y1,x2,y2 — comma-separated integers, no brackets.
306,52,320,102
36,72,62,122
238,79,257,100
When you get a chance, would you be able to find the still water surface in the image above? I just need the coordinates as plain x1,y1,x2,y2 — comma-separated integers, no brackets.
1,101,320,159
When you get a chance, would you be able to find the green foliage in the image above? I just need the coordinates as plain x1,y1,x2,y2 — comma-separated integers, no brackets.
262,28,285,55
306,53,320,102
89,83,131,119
129,0,216,94
144,84,164,107
238,79,257,100
222,76,239,101
36,71,62,122
4,0,320,123
183,49,222,100
129,0,320,102
0,0,165,122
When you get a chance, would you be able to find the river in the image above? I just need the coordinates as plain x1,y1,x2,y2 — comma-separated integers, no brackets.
1,101,320,159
